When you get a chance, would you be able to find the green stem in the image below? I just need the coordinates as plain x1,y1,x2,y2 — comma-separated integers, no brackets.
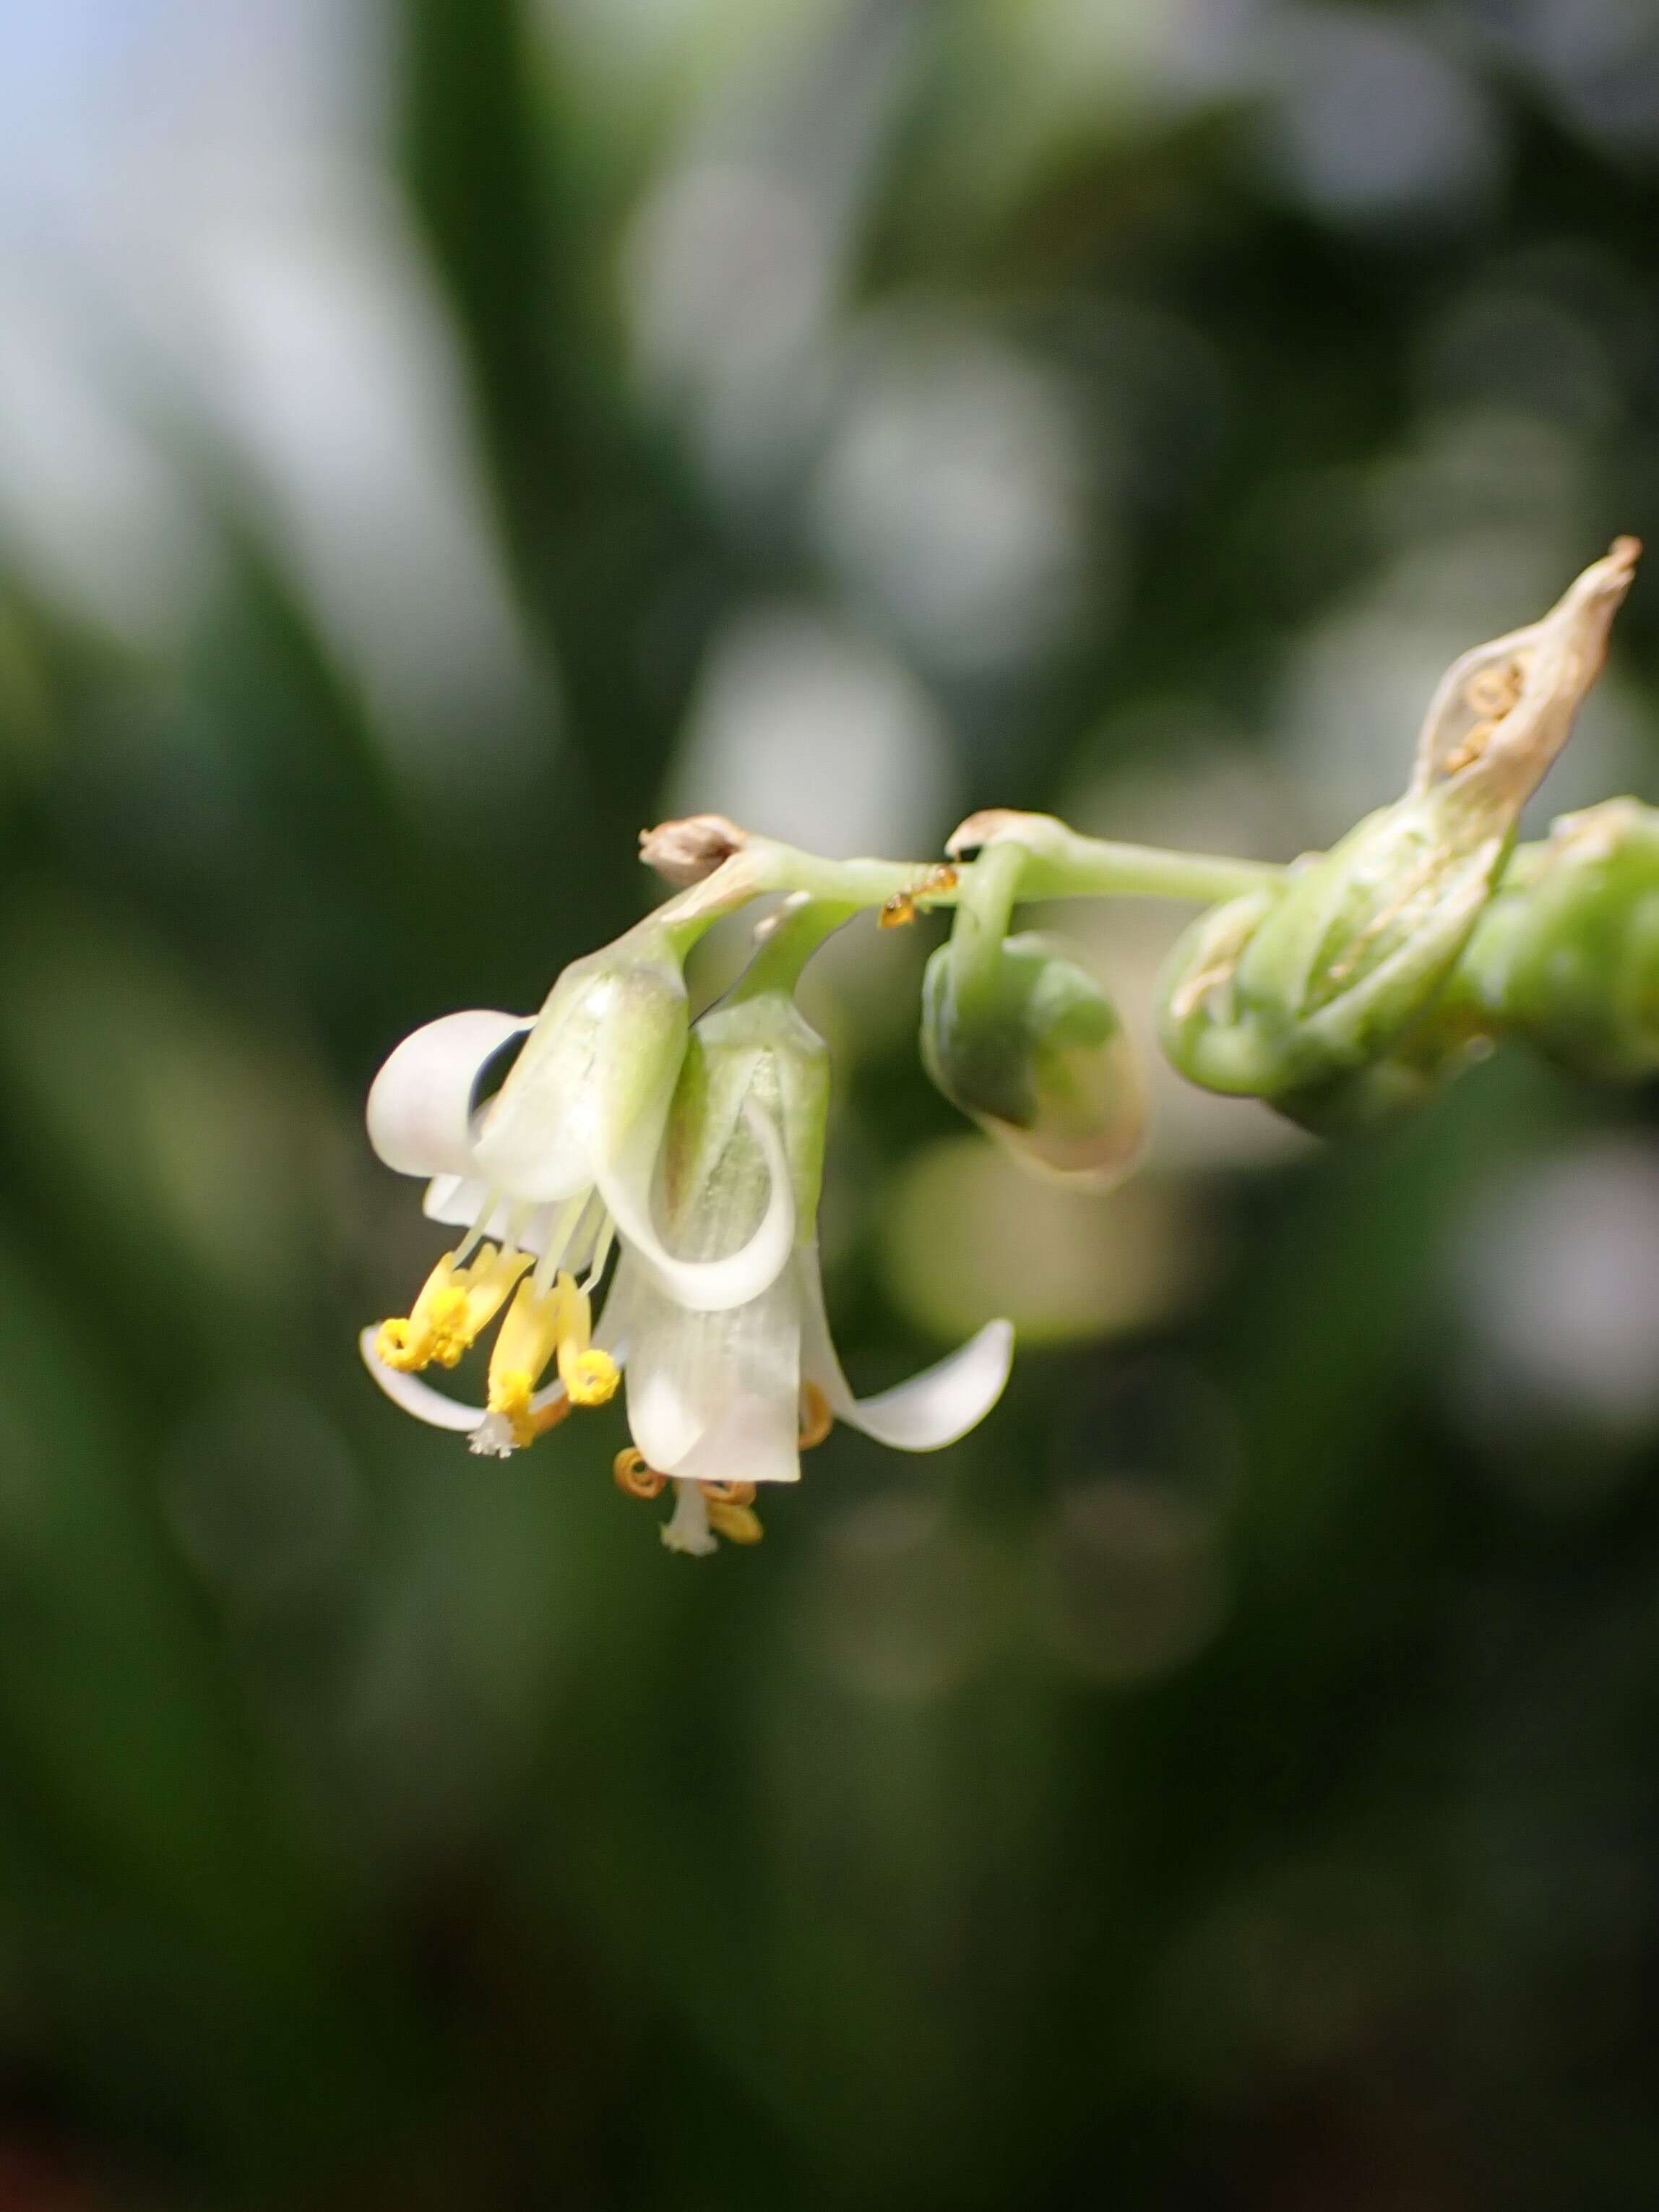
657,822,1284,952
946,839,1024,1014
723,898,858,1002
979,822,1283,905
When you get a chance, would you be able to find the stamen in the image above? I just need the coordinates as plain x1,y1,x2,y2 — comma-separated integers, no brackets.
552,1274,620,1407
614,1447,667,1499
582,1213,617,1293
486,1270,617,1439
375,1241,531,1373
699,1479,757,1507
532,1192,590,1296
704,1497,764,1545
449,1184,504,1270
798,1384,834,1450
563,1348,620,1405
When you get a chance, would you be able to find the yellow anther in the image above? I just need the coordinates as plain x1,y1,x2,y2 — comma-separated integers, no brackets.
798,1385,833,1450
487,1278,562,1442
560,1345,619,1408
551,1272,619,1406
705,1498,764,1545
614,1447,667,1500
374,1241,530,1372
488,1271,619,1443
699,1479,757,1507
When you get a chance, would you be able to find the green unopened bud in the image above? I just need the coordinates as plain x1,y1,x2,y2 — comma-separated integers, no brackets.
921,931,1147,1187
1453,799,1659,1081
1159,540,1639,1122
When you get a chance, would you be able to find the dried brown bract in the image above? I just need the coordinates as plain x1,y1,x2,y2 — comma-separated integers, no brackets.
638,813,749,885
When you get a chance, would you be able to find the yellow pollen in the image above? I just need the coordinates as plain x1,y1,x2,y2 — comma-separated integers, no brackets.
374,1241,530,1372
488,1367,537,1440
561,1345,620,1408
798,1384,833,1450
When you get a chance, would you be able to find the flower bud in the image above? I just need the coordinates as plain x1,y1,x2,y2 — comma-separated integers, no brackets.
921,931,1147,1187
1158,541,1639,1119
1455,799,1659,1081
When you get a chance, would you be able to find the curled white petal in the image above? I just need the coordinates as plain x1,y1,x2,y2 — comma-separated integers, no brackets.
796,1249,1014,1450
367,1010,530,1179
357,1327,569,1433
596,1100,795,1314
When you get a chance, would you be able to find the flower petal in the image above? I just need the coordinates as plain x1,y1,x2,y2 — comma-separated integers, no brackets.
796,1249,1014,1450
367,1010,530,1179
358,1327,569,1431
595,1100,795,1314
619,1252,803,1484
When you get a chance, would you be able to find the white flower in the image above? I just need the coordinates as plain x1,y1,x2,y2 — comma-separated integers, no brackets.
359,933,796,1455
603,988,1013,1554
360,968,1014,1557
608,1237,1014,1555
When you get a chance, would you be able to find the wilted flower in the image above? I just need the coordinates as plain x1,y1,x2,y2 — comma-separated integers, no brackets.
1159,539,1639,1128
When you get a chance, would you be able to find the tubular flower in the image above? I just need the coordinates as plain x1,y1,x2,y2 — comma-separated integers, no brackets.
603,987,1014,1555
359,928,797,1456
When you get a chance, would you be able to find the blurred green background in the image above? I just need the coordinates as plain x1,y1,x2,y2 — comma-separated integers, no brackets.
4,1,1659,2205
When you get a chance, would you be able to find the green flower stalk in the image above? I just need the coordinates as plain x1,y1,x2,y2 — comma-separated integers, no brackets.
1158,538,1639,1129
921,841,1146,1187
